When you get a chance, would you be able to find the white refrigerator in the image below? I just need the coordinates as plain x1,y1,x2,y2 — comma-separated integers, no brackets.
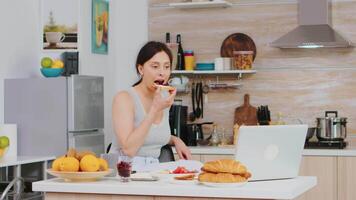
4,75,105,157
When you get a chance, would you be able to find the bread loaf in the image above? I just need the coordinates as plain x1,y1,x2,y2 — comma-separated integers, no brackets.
202,159,247,174
198,172,247,183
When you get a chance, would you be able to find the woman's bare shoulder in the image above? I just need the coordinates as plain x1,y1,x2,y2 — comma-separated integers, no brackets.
113,90,134,106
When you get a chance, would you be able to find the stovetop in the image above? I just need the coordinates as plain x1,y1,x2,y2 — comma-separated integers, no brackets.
304,140,348,149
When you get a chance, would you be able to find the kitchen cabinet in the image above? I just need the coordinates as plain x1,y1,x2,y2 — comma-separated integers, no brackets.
174,154,201,161
338,157,356,200
174,154,233,162
296,156,337,200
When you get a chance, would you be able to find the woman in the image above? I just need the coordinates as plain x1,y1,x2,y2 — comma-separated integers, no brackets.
112,41,192,170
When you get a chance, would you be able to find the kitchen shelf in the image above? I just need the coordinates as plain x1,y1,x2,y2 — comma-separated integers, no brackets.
169,1,232,9
172,69,256,78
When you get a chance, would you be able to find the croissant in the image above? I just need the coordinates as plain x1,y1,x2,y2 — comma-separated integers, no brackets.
198,172,247,183
202,159,247,174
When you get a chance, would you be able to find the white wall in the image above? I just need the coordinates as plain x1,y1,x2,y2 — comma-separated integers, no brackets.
112,0,148,92
0,0,41,123
104,0,148,145
0,0,148,148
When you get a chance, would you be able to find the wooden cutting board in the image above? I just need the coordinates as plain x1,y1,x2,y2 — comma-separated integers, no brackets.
220,33,257,61
234,94,258,126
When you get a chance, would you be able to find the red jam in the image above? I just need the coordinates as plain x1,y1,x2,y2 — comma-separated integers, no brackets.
117,161,132,177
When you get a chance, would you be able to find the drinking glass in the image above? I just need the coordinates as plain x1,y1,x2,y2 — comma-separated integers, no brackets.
219,127,229,146
117,149,133,182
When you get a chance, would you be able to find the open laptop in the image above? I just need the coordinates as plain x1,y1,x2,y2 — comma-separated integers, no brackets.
235,125,308,181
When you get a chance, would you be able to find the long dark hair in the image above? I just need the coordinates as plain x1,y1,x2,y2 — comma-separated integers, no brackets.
133,41,173,86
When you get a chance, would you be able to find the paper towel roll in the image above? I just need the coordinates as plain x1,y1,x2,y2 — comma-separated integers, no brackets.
0,124,17,158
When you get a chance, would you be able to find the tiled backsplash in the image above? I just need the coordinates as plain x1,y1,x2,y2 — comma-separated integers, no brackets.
148,0,356,135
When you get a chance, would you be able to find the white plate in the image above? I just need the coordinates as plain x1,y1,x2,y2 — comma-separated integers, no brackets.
130,173,159,181
151,171,197,180
198,181,247,187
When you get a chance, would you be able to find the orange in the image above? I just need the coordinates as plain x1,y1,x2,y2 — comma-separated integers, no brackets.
98,158,109,171
66,148,77,158
76,150,96,161
80,155,100,172
59,157,80,172
52,156,65,171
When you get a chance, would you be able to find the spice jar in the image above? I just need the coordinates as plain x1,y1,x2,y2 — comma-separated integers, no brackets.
184,50,195,71
233,51,253,70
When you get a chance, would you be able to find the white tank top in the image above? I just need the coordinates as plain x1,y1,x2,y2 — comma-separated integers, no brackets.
112,87,171,158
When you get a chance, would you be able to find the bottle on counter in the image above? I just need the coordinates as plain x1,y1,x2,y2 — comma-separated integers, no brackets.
176,34,185,70
184,50,195,71
165,32,171,43
165,32,178,70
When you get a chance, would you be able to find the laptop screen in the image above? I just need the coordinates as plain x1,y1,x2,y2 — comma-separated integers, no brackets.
234,125,308,181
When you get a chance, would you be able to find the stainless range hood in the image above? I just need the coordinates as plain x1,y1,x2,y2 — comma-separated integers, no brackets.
270,0,353,48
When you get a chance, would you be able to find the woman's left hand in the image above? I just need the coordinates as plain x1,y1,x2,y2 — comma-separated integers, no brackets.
171,136,192,160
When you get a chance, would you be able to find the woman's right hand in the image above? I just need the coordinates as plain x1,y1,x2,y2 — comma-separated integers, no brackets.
150,87,176,114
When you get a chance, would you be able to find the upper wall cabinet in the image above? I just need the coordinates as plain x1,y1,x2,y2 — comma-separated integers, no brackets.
169,0,232,9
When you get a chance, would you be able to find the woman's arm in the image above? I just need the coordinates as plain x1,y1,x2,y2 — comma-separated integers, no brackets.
170,135,192,160
112,88,176,157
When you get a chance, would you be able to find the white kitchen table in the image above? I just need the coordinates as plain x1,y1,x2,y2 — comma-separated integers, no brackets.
0,156,54,199
33,176,316,200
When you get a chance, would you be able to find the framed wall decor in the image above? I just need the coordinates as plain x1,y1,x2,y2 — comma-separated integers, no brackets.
92,0,109,54
41,0,79,50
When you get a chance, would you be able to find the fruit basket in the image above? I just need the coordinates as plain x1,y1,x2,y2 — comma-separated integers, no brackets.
40,68,64,77
47,169,113,182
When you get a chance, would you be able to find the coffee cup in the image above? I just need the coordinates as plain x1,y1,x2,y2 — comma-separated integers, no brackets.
168,76,189,92
214,58,224,71
168,77,182,86
45,32,65,44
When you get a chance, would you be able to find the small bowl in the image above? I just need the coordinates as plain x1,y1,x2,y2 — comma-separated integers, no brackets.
40,68,64,78
196,63,215,70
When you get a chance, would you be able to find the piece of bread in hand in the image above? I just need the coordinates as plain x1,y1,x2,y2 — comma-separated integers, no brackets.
157,85,175,91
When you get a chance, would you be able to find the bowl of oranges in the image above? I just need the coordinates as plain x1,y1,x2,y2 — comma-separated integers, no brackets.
40,57,64,78
48,148,112,182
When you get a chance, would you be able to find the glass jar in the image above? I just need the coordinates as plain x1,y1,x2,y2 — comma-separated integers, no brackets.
184,50,195,71
210,124,220,146
233,51,253,70
117,149,133,182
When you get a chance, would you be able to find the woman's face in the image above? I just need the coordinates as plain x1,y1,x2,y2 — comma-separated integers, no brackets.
138,51,171,90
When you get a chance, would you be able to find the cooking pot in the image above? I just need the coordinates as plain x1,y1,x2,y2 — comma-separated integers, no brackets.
316,111,347,141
